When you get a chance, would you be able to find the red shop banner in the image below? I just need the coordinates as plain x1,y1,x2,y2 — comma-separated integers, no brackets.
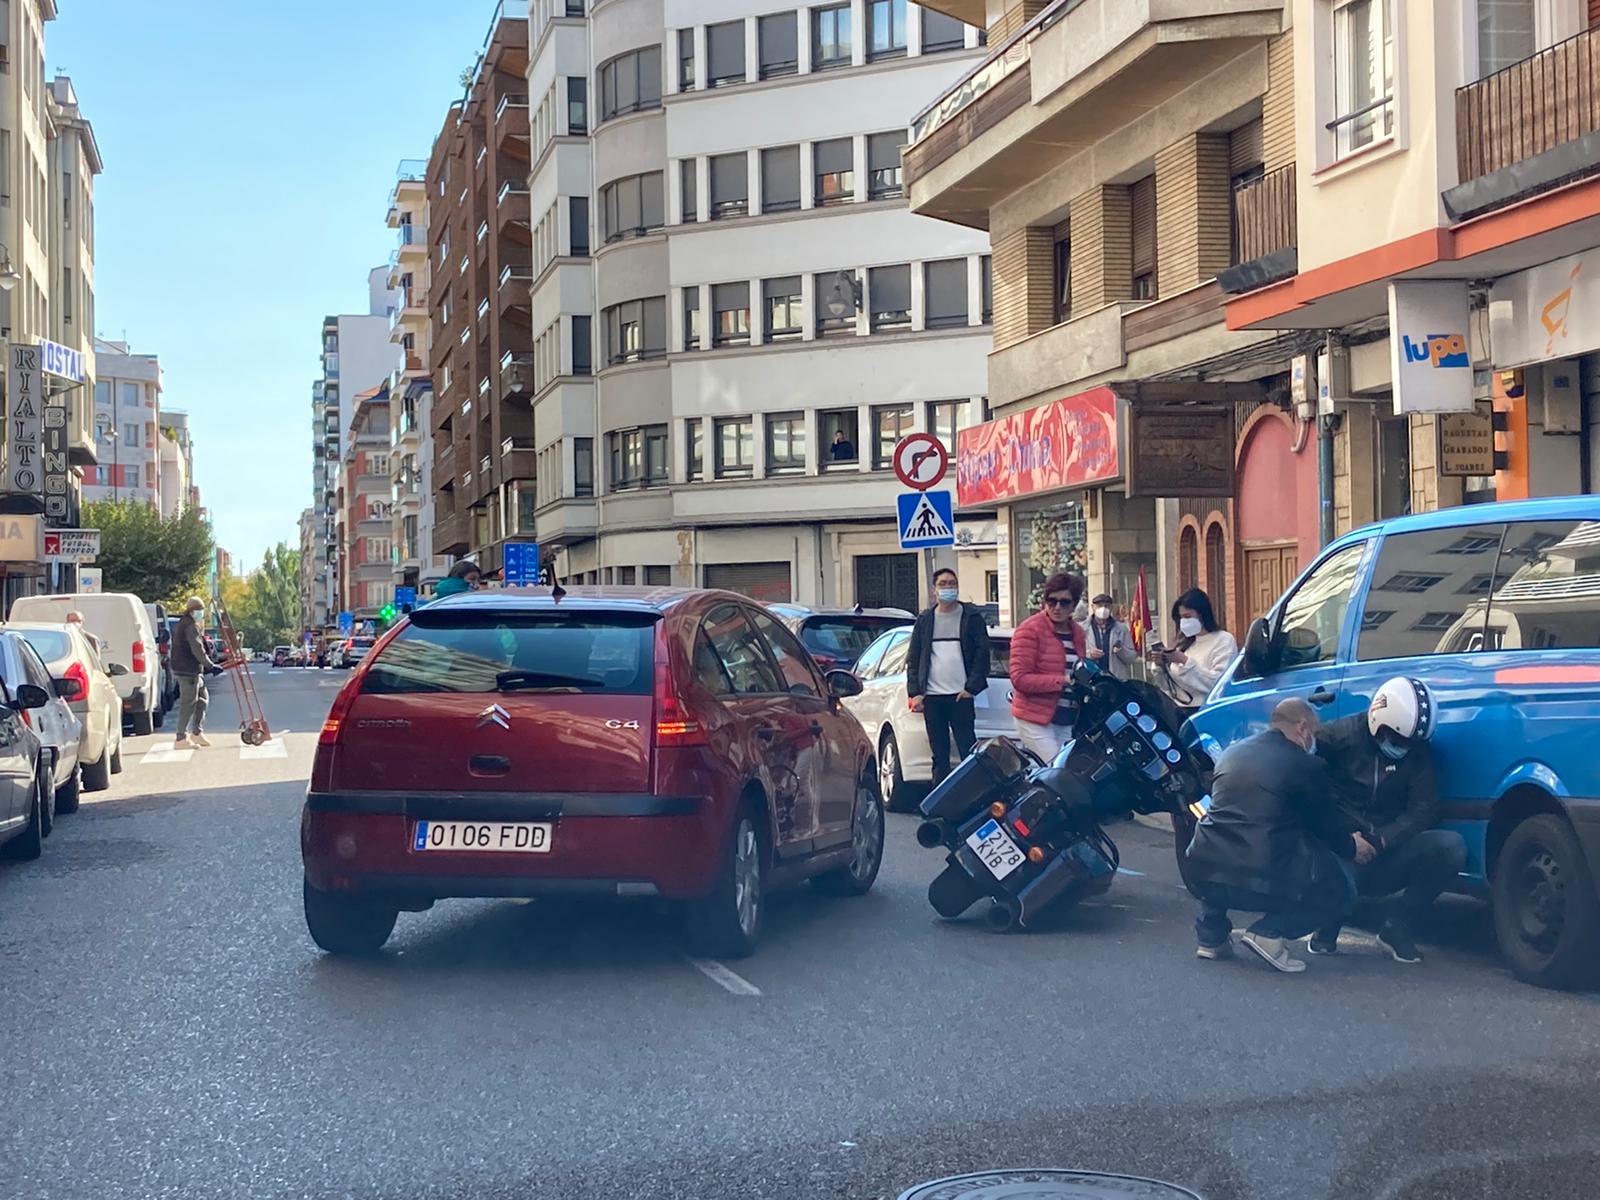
955,385,1121,507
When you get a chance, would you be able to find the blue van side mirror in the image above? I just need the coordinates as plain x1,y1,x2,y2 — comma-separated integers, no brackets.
1238,617,1277,680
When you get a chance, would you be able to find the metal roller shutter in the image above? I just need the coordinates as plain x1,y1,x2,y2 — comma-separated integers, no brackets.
704,562,792,603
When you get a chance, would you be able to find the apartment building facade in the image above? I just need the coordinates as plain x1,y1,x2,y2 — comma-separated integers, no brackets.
385,159,445,594
85,338,160,507
297,506,317,633
340,384,394,617
157,408,196,517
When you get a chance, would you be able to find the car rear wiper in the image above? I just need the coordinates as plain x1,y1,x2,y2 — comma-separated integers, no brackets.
495,669,594,692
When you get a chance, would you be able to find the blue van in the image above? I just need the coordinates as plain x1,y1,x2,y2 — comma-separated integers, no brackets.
1184,495,1600,989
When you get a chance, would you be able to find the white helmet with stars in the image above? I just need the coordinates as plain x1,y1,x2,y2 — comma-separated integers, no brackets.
1368,677,1435,744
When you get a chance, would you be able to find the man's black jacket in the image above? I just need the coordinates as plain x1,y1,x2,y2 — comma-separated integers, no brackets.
1186,727,1357,903
1315,713,1440,849
906,603,991,698
171,611,215,676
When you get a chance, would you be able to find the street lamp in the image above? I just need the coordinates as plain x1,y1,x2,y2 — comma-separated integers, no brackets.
0,245,19,292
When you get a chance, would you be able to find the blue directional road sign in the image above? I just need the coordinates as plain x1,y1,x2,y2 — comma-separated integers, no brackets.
503,541,539,585
337,611,354,635
896,489,956,550
394,586,417,608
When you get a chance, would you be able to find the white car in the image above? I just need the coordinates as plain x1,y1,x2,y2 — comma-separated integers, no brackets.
9,593,163,735
842,625,1019,810
10,621,125,799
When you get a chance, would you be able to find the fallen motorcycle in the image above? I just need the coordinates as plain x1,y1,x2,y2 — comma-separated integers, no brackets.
916,664,1211,931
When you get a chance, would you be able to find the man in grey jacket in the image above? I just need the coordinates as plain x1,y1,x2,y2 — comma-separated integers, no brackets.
170,596,218,749
1084,593,1140,680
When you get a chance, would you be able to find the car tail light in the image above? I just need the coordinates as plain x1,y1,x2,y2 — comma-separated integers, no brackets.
131,640,146,675
63,661,89,701
652,634,706,748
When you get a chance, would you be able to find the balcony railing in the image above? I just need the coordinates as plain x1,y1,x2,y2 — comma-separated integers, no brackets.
496,93,530,123
1456,26,1600,183
1234,164,1297,265
498,179,530,206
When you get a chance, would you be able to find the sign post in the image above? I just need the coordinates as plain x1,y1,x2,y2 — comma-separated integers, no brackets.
893,432,949,492
394,585,417,609
503,541,539,585
337,611,354,636
897,491,956,550
78,567,102,594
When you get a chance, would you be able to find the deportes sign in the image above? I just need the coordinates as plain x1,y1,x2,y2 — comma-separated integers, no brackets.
42,529,101,561
955,386,1120,507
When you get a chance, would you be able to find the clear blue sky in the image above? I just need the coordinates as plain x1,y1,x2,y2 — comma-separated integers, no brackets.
52,1,496,571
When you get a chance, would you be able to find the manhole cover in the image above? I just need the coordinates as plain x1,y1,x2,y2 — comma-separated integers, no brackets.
899,1169,1203,1200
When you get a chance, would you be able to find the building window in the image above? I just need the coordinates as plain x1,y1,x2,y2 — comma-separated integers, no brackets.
572,315,592,375
678,27,695,91
566,77,587,134
680,159,698,223
710,153,749,218
598,46,662,121
600,171,665,242
980,255,992,322
924,259,968,329
687,420,705,480
867,131,905,199
759,13,799,78
603,297,667,364
821,409,859,465
761,145,801,212
707,20,747,87
1130,174,1156,300
867,0,907,60
813,138,854,205
712,282,751,346
569,195,590,256
871,405,913,468
683,288,702,349
608,424,669,490
763,276,803,340
868,264,911,331
715,417,754,478
922,8,967,52
567,0,585,14
1331,0,1394,157
1053,224,1071,322
572,439,594,496
928,400,962,454
1477,0,1536,76
766,413,807,474
815,270,858,335
812,4,852,69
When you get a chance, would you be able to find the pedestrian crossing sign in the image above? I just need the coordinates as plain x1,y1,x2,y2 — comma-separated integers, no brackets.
896,489,956,549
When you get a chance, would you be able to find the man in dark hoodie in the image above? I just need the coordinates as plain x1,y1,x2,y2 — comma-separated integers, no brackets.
171,596,219,749
906,567,991,784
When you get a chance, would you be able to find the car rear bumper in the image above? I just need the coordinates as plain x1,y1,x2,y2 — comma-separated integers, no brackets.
301,790,719,901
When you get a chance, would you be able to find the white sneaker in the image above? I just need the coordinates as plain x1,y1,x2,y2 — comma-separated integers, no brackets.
1240,931,1308,973
172,736,193,750
191,733,212,748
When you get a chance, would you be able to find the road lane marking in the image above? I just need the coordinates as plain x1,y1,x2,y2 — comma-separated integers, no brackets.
239,737,288,760
686,957,762,996
141,747,195,764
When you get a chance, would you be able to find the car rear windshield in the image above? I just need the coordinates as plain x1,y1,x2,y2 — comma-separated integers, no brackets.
350,638,375,649
799,617,908,660
988,638,1011,676
17,629,72,663
361,611,657,695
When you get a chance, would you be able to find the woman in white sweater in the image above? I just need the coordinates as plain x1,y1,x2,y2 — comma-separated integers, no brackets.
1149,587,1238,709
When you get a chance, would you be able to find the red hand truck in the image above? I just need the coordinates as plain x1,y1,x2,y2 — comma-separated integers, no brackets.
212,596,272,746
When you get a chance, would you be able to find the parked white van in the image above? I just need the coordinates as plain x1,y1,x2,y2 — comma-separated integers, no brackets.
8,593,163,735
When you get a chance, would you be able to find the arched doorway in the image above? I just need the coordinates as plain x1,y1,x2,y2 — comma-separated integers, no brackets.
1205,521,1228,624
1235,410,1304,623
1178,524,1199,595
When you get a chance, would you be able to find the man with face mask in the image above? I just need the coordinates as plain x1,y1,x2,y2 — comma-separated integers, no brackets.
1185,698,1372,972
906,567,991,784
170,596,220,750
1308,678,1465,964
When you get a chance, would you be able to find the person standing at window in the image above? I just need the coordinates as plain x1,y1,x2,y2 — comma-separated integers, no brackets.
1085,592,1139,681
906,568,990,784
830,429,856,461
1150,587,1237,709
1009,572,1087,763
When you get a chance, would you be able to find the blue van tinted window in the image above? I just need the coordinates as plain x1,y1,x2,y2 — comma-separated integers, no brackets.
1356,525,1504,660
1275,542,1366,669
1487,520,1600,650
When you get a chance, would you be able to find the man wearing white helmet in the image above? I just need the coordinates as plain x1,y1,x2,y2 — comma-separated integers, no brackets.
1310,677,1468,964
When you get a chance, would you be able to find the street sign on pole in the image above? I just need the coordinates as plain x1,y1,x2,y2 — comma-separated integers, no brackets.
78,567,102,594
896,489,956,549
337,611,353,635
892,433,949,491
503,541,538,585
394,585,417,608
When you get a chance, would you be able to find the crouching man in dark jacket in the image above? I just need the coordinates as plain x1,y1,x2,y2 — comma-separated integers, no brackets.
1310,677,1466,964
1186,698,1371,974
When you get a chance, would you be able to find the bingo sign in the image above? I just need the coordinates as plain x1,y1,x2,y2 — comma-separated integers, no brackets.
43,529,101,562
7,345,42,494
954,386,1121,507
42,400,70,522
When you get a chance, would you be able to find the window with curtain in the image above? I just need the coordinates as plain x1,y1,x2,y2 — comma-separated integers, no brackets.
928,400,962,453
1331,0,1394,157
1477,0,1535,76
600,172,665,242
678,28,695,91
602,297,666,364
765,413,807,474
813,138,854,205
683,288,702,350
867,131,906,199
712,282,751,346
715,417,754,477
763,276,803,339
598,46,662,120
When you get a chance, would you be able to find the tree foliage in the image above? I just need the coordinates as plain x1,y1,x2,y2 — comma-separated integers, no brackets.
224,544,301,650
82,500,214,607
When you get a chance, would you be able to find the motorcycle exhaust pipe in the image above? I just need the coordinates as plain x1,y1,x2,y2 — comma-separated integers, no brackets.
916,820,947,849
987,901,1018,932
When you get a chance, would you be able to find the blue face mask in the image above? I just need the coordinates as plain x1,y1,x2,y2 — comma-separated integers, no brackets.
936,587,958,604
1379,738,1409,761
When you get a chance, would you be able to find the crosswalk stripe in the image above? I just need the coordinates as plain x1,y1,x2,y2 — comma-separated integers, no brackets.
141,747,195,764
239,738,288,760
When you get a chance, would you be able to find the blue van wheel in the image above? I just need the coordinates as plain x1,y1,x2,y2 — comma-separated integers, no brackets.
1492,814,1600,990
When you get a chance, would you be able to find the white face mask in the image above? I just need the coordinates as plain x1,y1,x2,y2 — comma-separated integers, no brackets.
1094,606,1111,621
1179,617,1204,639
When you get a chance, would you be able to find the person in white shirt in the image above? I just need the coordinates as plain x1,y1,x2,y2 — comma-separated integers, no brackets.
1148,587,1238,710
906,568,992,783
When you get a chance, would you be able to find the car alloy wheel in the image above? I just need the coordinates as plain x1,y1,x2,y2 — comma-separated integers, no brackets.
849,783,884,885
733,818,761,938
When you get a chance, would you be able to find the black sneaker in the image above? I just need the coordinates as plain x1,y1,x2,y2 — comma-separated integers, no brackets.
1377,922,1423,964
1307,931,1339,956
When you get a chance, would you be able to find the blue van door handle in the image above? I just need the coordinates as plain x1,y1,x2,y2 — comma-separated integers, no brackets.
1307,687,1336,707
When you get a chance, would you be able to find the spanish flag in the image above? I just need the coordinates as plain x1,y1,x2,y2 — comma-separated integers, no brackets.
1131,565,1154,652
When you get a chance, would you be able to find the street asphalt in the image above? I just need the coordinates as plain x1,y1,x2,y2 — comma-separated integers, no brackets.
3,668,1599,1200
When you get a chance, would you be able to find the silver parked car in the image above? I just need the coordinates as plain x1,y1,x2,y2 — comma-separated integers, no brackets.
11,621,125,798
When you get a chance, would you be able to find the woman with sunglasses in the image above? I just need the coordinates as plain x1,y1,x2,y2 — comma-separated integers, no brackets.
1009,571,1088,763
